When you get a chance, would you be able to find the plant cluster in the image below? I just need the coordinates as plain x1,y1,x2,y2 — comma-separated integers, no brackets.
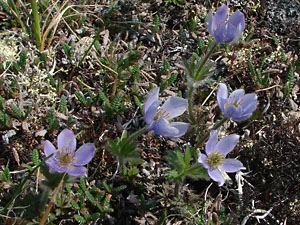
1,1,297,224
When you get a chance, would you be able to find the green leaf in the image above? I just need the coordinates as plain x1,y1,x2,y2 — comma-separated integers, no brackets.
0,0,10,13
167,73,177,86
71,201,81,210
62,43,72,58
80,177,87,191
111,93,120,111
261,73,269,86
98,91,110,106
163,59,170,74
2,167,10,182
75,92,87,106
23,106,32,120
294,56,300,70
284,64,295,97
248,60,256,76
184,147,191,166
134,95,142,109
85,190,96,204
11,105,23,119
88,212,101,221
19,49,27,70
59,96,67,115
258,53,266,71
96,191,105,201
31,149,39,166
112,184,127,192
176,151,185,167
74,214,86,223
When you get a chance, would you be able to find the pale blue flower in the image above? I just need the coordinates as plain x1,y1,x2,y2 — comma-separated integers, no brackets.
44,129,95,176
208,4,245,43
217,83,258,121
198,130,245,186
143,88,189,138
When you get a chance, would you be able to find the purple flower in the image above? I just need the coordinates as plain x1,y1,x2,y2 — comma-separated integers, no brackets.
44,129,95,176
217,83,258,121
198,130,245,186
208,4,245,43
143,87,190,138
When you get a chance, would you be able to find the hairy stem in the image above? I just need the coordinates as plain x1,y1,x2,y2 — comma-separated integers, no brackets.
123,126,148,147
188,86,196,125
39,173,66,225
193,117,229,154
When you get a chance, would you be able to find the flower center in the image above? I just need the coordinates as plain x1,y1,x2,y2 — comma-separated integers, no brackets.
214,21,226,33
225,96,243,111
153,108,170,121
56,147,76,168
206,151,225,168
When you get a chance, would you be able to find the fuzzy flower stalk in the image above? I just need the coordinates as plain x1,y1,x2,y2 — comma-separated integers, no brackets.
217,83,258,121
208,4,245,43
143,87,190,138
198,130,245,186
44,129,95,176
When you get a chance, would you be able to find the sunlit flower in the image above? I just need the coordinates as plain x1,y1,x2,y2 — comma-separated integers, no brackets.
198,130,245,186
44,129,95,176
143,87,190,138
217,83,258,121
208,4,245,43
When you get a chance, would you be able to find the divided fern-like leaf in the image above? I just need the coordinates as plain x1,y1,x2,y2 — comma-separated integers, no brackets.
134,95,142,109
62,43,71,58
103,196,111,207
168,73,177,86
0,95,5,110
24,106,32,120
113,185,127,192
75,92,87,106
80,177,87,191
2,167,10,182
59,96,67,115
47,108,55,124
74,214,86,223
65,184,71,193
96,191,105,201
98,91,110,105
71,201,81,210
89,213,101,221
248,60,256,76
19,49,27,70
56,78,62,93
284,64,295,97
47,73,56,88
0,0,10,13
0,111,11,127
85,190,96,204
31,149,39,166
111,94,120,111
11,105,23,119
163,59,170,74
258,53,266,71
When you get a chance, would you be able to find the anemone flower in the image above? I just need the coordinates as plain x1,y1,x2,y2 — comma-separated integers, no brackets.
143,87,190,138
198,130,245,186
208,4,245,43
44,129,95,176
217,83,258,121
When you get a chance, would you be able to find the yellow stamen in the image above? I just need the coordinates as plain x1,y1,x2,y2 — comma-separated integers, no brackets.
56,147,76,168
206,151,225,168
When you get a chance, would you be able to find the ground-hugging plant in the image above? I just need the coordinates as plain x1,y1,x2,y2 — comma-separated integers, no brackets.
1,3,262,224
